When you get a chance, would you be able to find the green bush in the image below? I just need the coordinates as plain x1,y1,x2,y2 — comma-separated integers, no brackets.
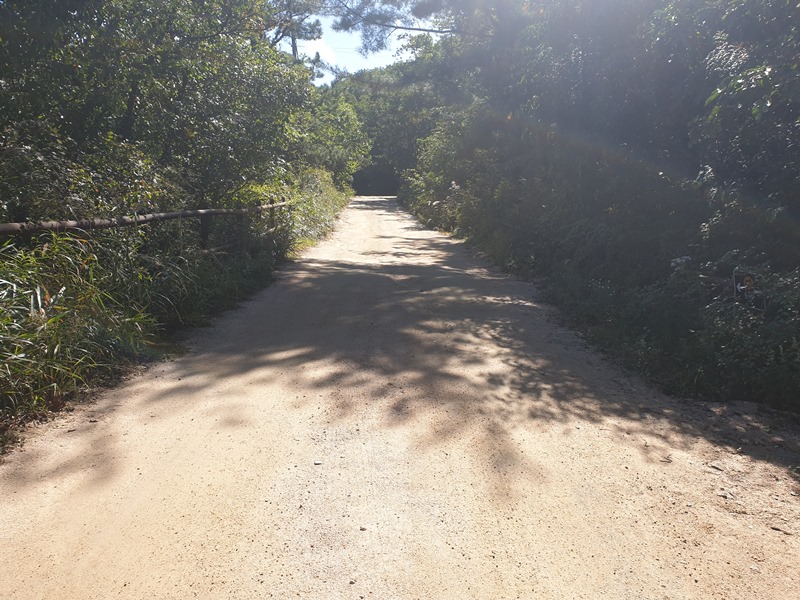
0,236,153,414
0,167,352,425
400,117,800,411
290,169,353,243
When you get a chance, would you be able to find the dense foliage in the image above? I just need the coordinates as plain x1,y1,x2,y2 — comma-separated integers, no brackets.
340,0,800,410
0,172,350,417
0,0,366,425
3,0,799,422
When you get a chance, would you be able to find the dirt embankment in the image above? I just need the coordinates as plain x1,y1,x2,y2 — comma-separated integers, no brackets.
1,197,798,599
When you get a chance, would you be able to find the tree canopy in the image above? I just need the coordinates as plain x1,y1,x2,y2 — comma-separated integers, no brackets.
0,0,371,416
338,0,800,410
0,0,372,224
2,0,799,412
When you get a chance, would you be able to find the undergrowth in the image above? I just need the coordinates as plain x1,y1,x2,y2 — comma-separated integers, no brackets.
399,125,800,413
0,169,350,450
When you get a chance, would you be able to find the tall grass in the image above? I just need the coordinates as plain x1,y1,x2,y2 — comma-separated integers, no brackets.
1,168,351,445
289,169,353,244
0,235,153,415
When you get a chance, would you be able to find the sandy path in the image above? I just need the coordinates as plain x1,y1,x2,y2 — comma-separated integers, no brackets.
1,196,799,599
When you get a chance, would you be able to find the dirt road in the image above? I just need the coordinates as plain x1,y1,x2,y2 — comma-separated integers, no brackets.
1,197,799,599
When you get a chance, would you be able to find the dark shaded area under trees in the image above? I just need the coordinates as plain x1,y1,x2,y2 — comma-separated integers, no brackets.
336,0,800,411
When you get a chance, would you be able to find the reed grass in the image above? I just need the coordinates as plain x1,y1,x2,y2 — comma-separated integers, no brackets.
0,170,351,449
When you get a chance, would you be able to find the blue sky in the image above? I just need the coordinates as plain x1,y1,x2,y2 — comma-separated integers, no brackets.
291,17,409,83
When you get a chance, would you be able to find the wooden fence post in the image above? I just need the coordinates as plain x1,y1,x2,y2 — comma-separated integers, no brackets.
200,213,211,249
269,198,276,229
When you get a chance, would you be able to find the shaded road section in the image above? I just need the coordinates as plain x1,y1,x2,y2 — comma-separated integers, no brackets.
1,197,798,599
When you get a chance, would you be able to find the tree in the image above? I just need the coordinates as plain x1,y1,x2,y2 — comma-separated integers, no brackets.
342,0,800,408
267,0,324,59
323,0,469,52
294,88,370,188
0,0,312,222
331,36,469,194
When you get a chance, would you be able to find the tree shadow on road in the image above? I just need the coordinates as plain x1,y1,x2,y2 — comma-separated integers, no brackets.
6,197,798,494
156,197,800,473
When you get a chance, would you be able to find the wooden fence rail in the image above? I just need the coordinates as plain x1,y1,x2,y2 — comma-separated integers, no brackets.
0,201,292,236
